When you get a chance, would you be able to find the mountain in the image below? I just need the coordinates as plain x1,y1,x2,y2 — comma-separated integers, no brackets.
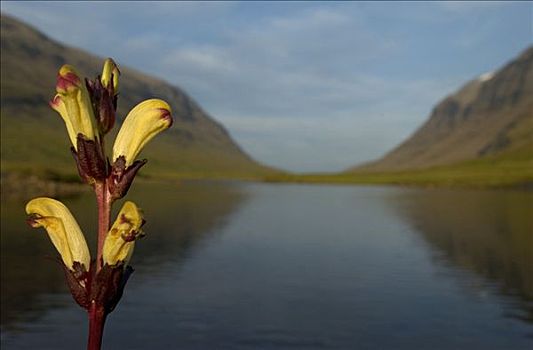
354,46,533,172
1,14,273,182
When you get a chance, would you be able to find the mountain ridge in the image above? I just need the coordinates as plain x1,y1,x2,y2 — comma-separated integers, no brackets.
352,46,533,172
1,14,274,181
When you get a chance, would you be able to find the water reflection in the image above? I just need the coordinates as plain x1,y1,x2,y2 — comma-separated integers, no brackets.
125,181,248,271
2,183,532,349
389,188,533,323
0,181,247,330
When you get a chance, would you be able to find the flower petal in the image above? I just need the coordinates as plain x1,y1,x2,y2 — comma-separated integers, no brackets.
50,94,78,147
26,198,91,270
50,65,98,149
112,99,172,166
103,201,145,266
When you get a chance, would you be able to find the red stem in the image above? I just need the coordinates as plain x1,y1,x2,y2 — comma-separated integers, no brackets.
95,181,111,271
89,180,112,350
87,303,106,350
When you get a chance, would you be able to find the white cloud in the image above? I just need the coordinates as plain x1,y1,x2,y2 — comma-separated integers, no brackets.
267,7,351,31
162,46,236,73
434,1,509,15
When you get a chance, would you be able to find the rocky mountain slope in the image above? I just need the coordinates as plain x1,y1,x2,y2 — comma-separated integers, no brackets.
1,14,272,180
355,46,533,171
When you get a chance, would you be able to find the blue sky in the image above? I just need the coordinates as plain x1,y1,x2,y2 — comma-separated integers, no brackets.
2,1,532,172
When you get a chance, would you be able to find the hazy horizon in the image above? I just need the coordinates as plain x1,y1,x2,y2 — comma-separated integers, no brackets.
2,1,531,172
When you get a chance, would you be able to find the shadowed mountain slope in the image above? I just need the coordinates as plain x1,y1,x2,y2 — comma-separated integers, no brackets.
1,14,273,180
354,46,533,172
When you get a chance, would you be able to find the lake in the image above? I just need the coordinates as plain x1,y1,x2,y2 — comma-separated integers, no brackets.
1,182,532,349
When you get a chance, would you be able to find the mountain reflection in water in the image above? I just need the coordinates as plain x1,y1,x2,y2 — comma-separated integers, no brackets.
389,188,533,323
1,183,532,349
0,181,247,329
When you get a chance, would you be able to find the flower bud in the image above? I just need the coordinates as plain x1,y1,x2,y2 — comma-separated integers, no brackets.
50,65,98,149
26,197,91,271
86,59,118,135
112,99,172,167
103,201,145,267
101,58,120,94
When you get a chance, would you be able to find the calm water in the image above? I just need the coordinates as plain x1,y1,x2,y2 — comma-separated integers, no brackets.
1,182,532,349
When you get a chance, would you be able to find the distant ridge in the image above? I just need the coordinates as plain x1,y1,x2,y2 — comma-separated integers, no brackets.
352,46,533,172
1,14,274,180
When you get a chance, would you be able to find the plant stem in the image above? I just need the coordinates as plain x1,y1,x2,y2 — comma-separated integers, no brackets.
87,303,106,350
95,181,111,271
89,181,112,350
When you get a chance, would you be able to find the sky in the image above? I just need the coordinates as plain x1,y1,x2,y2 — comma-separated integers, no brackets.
2,1,532,172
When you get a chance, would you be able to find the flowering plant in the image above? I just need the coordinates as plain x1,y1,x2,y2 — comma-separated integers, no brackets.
25,59,172,349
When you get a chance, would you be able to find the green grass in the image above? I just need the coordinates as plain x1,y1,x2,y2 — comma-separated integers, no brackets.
0,114,276,183
264,145,533,189
2,115,531,189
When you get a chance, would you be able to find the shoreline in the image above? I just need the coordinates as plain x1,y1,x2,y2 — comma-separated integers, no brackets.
2,169,532,202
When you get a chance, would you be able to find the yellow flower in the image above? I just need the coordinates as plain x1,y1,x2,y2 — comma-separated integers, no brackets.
103,201,145,266
100,58,120,93
26,198,91,271
112,99,172,167
49,65,98,149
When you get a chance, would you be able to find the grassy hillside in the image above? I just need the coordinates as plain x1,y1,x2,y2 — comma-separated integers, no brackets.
266,142,533,188
317,46,533,188
1,115,273,181
1,14,275,183
354,46,533,172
